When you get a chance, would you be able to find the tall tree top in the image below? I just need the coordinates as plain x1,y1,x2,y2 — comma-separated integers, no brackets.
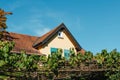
0,9,12,40
0,9,12,30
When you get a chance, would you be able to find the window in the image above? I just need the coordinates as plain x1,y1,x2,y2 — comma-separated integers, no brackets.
51,48,58,55
64,49,70,60
58,31,63,38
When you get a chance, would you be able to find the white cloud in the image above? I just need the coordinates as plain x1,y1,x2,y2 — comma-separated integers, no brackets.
35,27,51,36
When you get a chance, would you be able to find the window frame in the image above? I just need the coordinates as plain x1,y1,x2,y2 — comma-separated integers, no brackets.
58,31,63,38
64,49,70,60
50,47,58,55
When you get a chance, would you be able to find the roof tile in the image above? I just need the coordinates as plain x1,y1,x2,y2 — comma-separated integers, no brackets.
9,32,42,55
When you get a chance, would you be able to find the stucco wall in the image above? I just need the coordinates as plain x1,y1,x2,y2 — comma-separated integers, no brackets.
38,31,76,56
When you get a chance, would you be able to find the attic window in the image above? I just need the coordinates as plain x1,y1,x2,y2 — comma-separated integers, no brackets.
58,31,63,38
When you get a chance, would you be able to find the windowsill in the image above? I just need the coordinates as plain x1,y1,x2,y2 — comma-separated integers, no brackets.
58,36,64,39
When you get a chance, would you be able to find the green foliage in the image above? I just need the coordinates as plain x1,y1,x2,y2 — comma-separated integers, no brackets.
104,49,120,80
69,49,93,67
94,49,120,80
0,41,14,53
46,48,65,76
69,48,77,67
0,40,120,80
0,41,42,72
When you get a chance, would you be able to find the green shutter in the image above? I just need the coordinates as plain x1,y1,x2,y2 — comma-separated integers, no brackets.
51,48,58,55
64,49,70,60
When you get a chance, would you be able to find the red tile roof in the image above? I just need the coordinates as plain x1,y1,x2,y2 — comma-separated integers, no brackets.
9,32,42,55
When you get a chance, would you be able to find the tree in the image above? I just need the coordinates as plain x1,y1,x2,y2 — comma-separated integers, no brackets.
0,9,12,40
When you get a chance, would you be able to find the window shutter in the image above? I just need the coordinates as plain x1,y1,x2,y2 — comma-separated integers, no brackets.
64,49,70,60
51,48,58,55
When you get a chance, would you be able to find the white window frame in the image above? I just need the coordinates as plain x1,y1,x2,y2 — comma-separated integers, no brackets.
58,31,63,38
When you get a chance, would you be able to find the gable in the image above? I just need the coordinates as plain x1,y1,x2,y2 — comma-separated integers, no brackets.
38,30,77,56
33,23,82,51
46,30,75,49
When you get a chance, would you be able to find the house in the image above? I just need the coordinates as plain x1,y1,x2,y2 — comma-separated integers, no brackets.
9,23,85,58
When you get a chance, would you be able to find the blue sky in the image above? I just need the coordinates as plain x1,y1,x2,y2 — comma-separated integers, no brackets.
1,0,120,54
